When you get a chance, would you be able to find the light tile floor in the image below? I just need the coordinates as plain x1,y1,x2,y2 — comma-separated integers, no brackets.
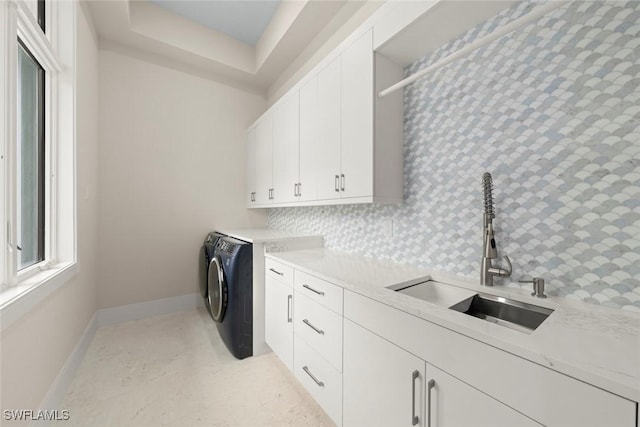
62,308,335,427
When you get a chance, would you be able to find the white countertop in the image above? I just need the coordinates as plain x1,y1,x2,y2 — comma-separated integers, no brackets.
266,248,640,402
218,228,322,244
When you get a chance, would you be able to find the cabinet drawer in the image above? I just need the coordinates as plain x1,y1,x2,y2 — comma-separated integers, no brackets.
294,337,343,427
295,293,343,371
295,270,343,315
265,258,294,287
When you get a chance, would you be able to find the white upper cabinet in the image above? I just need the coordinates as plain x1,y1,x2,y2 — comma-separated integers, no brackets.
247,27,404,208
253,116,273,205
315,57,342,201
340,29,374,199
246,127,257,207
272,92,300,204
298,74,319,202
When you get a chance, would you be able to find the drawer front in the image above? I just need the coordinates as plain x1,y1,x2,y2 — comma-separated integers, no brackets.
294,293,343,371
295,270,343,315
265,258,294,287
294,337,343,427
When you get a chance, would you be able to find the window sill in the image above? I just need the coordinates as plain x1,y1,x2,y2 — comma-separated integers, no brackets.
0,261,78,331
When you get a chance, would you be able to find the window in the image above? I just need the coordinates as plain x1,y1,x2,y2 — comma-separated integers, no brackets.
17,39,45,270
0,0,77,324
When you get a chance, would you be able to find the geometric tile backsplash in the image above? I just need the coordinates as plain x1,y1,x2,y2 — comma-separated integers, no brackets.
268,0,640,312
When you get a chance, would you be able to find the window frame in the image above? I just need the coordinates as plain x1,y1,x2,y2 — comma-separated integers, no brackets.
0,0,77,328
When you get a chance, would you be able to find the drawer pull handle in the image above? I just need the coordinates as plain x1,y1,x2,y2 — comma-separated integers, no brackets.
412,370,420,426
302,366,324,388
269,268,284,276
302,284,325,296
303,319,324,335
427,378,435,427
287,294,292,323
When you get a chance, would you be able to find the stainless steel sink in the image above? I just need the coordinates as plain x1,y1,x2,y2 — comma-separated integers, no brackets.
390,280,477,308
449,293,553,332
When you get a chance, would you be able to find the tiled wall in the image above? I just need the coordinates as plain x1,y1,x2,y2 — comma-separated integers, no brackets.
268,1,640,311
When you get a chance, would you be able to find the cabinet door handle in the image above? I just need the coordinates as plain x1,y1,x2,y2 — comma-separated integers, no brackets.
412,370,420,426
269,268,284,276
302,366,324,388
335,175,340,192
302,284,325,296
298,182,302,197
302,319,324,335
287,294,292,323
294,183,298,197
427,379,435,427
341,174,345,192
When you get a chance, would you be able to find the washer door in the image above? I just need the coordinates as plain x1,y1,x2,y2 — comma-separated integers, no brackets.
207,256,227,323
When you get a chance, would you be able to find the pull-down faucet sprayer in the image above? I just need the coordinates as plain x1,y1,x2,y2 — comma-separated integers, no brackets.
481,173,512,286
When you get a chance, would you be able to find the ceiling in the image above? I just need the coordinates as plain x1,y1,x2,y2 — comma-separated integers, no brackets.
87,0,370,93
148,0,281,46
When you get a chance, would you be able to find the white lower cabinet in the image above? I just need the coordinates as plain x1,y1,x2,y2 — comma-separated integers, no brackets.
343,319,540,427
343,319,425,427
264,275,293,370
294,336,343,426
425,363,541,427
266,261,637,427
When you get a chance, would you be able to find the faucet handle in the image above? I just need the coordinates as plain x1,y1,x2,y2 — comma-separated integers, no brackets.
519,277,546,298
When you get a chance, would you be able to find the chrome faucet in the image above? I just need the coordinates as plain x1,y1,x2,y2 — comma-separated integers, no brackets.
481,173,511,286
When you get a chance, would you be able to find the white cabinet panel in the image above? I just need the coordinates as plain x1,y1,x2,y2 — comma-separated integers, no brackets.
294,336,343,427
299,75,319,202
316,57,342,201
294,293,343,372
341,29,374,199
246,127,257,207
264,276,293,370
272,92,300,204
426,364,541,427
265,258,294,287
343,318,426,427
294,269,343,315
254,116,273,205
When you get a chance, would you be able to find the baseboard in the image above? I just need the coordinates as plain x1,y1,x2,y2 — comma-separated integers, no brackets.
35,293,204,425
97,293,203,326
35,311,98,424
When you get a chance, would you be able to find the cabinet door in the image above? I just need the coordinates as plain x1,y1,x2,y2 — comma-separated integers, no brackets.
343,319,426,427
272,92,300,204
298,75,319,202
426,364,541,427
254,116,273,205
315,57,342,200
265,276,293,370
340,29,373,198
246,127,257,207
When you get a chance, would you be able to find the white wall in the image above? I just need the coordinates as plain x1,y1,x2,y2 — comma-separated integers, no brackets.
0,3,99,420
97,50,267,309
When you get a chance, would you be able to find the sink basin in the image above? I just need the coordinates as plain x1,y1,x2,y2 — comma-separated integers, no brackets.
449,293,553,332
391,280,477,307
